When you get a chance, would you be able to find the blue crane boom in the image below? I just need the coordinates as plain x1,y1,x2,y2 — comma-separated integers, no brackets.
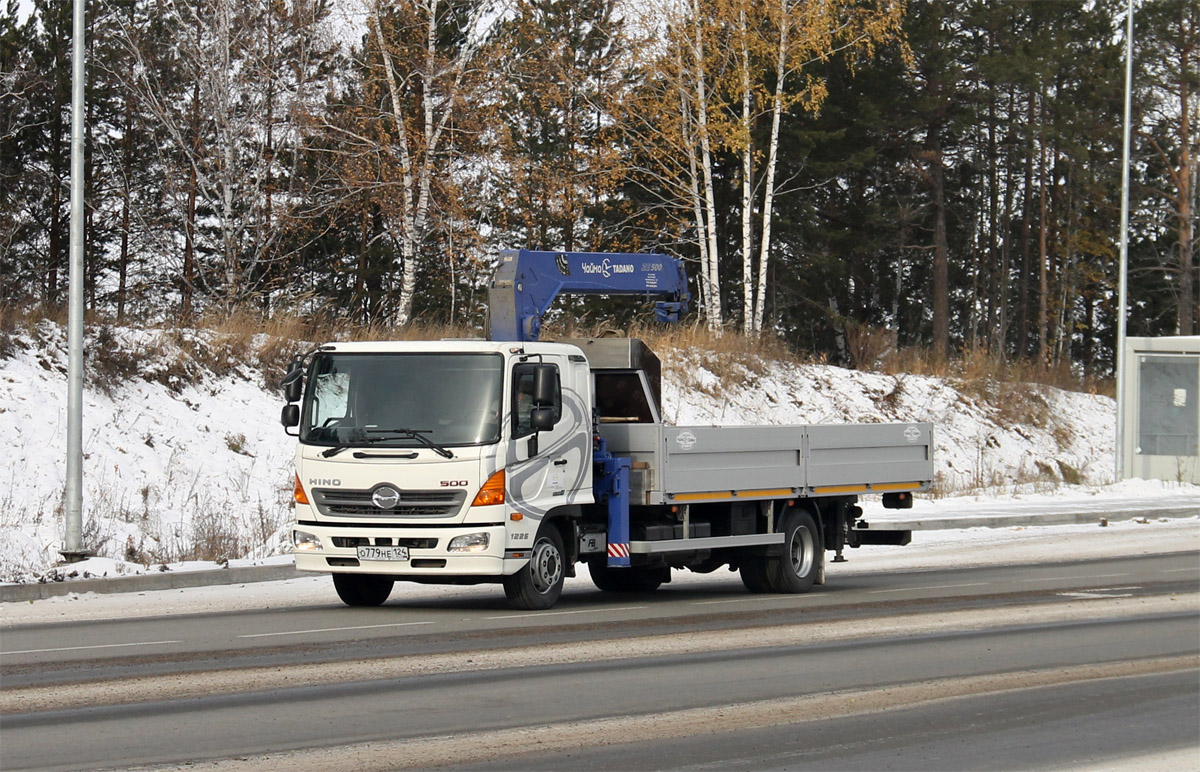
487,249,690,342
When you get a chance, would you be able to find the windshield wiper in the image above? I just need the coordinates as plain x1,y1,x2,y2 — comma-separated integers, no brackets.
364,427,455,459
318,428,454,459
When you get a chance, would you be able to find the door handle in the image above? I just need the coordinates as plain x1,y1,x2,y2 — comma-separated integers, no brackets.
553,458,568,466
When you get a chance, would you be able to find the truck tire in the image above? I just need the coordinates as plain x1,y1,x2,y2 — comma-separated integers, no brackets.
767,509,821,593
740,558,774,593
503,523,565,610
587,558,626,592
333,573,394,607
588,559,667,592
625,566,669,592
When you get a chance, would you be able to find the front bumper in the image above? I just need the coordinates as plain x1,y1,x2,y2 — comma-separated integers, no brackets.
292,522,520,577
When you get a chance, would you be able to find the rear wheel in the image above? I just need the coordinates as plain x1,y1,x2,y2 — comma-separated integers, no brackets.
503,523,565,610
332,573,394,607
587,558,625,592
739,558,774,593
588,559,668,592
767,509,822,593
625,566,669,592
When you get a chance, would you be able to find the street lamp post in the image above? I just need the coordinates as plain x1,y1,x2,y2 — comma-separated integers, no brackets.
1114,0,1134,484
62,0,89,562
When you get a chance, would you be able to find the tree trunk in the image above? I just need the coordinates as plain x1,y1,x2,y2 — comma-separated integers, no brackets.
739,5,754,333
690,0,722,332
1037,90,1049,365
930,137,950,362
754,2,790,336
1016,94,1035,358
1176,9,1195,334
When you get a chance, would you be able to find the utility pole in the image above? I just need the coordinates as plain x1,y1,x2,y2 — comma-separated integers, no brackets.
62,0,90,562
1115,0,1134,484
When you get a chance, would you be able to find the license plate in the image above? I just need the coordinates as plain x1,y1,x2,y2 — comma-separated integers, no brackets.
356,545,409,562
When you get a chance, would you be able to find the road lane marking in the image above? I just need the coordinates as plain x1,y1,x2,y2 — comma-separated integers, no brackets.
1162,567,1199,573
239,622,435,638
166,655,1199,772
7,640,181,655
5,594,1194,716
486,606,646,620
867,582,989,594
692,596,805,606
1021,573,1136,584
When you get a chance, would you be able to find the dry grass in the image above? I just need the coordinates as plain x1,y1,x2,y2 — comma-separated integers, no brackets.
882,345,1112,398
0,303,1115,401
88,325,143,395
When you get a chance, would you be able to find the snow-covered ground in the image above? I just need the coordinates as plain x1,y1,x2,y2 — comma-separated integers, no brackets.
1,321,1197,585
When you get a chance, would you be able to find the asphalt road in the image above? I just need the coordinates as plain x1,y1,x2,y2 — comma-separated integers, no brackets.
1,552,1197,772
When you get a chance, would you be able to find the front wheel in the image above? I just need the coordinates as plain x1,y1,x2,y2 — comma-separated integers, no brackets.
767,509,822,593
333,573,394,606
503,523,566,610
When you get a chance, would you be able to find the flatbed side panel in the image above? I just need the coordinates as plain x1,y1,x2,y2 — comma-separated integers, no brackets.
598,422,934,504
662,426,807,498
806,423,933,489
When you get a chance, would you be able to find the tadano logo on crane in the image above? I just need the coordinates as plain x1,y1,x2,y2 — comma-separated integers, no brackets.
581,258,635,278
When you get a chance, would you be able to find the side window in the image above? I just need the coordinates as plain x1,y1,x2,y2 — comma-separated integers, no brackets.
302,365,351,441
512,364,561,438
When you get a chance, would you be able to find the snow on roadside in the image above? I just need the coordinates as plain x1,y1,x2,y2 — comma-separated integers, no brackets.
1,323,296,583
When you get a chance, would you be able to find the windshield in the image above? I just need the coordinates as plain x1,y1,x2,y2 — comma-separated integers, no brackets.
300,352,504,448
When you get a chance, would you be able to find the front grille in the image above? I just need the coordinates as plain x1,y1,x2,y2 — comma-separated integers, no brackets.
331,536,438,549
313,487,467,519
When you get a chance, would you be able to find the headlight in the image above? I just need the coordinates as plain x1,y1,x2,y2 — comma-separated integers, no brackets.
448,532,490,553
293,530,323,552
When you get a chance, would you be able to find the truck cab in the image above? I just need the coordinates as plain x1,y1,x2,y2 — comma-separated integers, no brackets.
288,340,594,607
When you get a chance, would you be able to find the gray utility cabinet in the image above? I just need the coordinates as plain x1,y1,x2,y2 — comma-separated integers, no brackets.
1121,336,1200,484
598,422,934,506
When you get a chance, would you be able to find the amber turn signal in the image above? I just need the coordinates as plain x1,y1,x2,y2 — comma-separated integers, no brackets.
471,469,506,506
293,473,310,505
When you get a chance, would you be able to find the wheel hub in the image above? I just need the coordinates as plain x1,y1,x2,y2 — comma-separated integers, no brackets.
530,537,562,593
789,526,814,577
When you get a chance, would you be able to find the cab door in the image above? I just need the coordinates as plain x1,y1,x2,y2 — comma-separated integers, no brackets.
506,355,593,517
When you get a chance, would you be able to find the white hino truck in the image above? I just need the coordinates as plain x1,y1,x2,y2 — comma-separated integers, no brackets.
280,250,933,609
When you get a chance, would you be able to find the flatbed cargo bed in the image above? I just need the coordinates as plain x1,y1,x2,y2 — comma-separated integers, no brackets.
598,422,934,506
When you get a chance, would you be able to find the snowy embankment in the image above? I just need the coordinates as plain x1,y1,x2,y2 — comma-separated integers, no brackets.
1,323,297,583
0,322,1193,584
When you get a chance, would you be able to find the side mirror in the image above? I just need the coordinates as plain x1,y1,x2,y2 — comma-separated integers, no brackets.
530,406,555,431
284,378,302,403
280,404,300,428
282,359,304,403
532,364,556,407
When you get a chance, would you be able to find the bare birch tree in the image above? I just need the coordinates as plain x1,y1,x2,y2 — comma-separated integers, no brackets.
621,0,727,331
360,0,496,326
112,0,335,314
629,0,903,336
738,0,906,334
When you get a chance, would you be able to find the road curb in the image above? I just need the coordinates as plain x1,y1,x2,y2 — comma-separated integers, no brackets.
0,563,303,603
860,504,1200,532
2,507,1196,603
